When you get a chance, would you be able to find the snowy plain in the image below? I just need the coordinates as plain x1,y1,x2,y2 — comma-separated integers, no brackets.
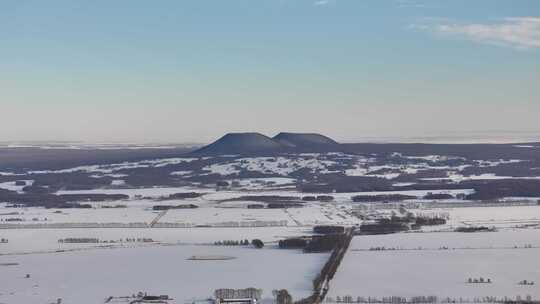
0,226,313,255
2,149,540,303
329,242,540,300
0,245,328,304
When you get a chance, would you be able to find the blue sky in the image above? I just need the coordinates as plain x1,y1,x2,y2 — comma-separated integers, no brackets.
1,0,539,143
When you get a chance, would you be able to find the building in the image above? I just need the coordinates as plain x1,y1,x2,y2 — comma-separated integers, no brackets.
214,288,262,304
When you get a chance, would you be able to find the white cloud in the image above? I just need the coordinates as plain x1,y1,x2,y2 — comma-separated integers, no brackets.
417,17,540,49
313,0,331,6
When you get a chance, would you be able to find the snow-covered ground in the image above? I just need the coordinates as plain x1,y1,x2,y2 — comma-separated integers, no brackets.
0,180,34,194
329,247,540,300
0,245,328,304
342,154,534,182
225,178,297,190
285,204,360,226
0,207,156,225
3,151,536,187
200,188,475,203
0,226,312,255
328,204,540,300
202,156,338,176
421,173,540,183
328,232,540,300
0,200,362,229
159,207,291,227
52,185,477,206
410,205,540,230
349,230,540,250
2,179,540,303
55,186,209,198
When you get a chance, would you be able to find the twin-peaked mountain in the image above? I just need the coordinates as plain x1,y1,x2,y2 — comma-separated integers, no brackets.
194,132,340,155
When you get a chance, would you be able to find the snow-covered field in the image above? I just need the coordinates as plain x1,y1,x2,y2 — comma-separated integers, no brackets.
329,247,540,300
0,226,312,255
194,153,535,182
0,216,325,303
202,156,338,176
0,245,328,304
0,207,157,225
198,188,475,203
328,232,540,300
159,207,291,227
225,178,297,190
285,204,360,226
2,175,540,303
349,230,540,250
0,198,362,229
55,186,209,198
410,205,540,230
327,204,540,301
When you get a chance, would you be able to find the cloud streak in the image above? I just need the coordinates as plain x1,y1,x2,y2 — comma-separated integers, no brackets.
313,0,333,6
417,17,540,50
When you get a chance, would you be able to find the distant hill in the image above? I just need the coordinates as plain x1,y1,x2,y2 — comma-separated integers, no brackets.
194,132,340,155
273,132,339,147
194,133,284,155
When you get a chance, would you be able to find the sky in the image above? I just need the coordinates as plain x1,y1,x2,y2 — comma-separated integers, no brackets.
1,0,539,143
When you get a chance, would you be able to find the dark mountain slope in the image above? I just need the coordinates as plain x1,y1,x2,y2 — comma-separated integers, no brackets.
272,132,340,152
273,132,338,147
193,132,285,155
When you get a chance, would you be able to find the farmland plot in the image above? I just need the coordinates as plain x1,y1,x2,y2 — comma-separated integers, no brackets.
328,233,540,300
0,245,328,304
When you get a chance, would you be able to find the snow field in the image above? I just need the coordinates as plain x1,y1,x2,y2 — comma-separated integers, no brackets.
328,233,540,299
0,245,329,304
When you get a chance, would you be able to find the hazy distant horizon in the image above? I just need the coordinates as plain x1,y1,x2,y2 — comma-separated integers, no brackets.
2,130,540,146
